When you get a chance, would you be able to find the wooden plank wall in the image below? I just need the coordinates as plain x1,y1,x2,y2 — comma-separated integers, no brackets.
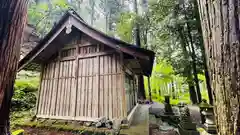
38,49,76,117
37,35,125,120
98,54,123,119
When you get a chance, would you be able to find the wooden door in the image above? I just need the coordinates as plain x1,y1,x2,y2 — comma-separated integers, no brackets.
75,57,98,119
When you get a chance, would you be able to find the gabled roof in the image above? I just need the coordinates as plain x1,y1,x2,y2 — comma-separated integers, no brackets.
18,9,155,76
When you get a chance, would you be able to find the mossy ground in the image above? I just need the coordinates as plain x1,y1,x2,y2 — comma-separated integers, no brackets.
13,118,112,135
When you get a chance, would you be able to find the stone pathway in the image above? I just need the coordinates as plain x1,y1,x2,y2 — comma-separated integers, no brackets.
120,105,150,135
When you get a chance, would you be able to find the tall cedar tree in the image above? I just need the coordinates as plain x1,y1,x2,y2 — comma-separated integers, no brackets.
134,0,146,99
176,24,198,104
197,0,240,134
193,0,213,105
182,1,202,103
0,0,28,133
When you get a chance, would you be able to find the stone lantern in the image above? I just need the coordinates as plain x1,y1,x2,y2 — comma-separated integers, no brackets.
199,99,209,124
201,106,217,134
164,95,173,115
178,107,199,135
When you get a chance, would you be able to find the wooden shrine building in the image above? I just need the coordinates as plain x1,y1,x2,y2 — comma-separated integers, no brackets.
19,10,155,122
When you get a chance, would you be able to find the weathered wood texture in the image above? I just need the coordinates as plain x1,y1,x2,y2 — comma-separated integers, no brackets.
37,35,125,120
197,0,240,134
125,73,137,114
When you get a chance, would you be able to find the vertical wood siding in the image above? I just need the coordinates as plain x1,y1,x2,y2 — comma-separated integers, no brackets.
125,73,137,114
37,36,125,120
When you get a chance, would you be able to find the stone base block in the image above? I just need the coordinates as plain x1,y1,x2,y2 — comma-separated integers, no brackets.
180,123,197,130
178,125,200,135
203,124,217,134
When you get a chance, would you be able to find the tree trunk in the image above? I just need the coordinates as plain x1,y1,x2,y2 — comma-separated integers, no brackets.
197,0,240,134
193,0,213,105
134,0,146,99
183,1,202,103
188,81,198,104
104,0,109,33
171,79,176,99
177,25,198,104
187,23,202,103
158,89,161,96
148,77,152,102
0,0,28,134
137,75,146,99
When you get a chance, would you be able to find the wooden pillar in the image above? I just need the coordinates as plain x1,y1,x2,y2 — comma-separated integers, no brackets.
35,65,44,115
72,44,78,117
120,53,127,118
96,44,100,117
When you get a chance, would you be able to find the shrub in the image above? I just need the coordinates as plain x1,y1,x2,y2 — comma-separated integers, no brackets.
11,71,39,111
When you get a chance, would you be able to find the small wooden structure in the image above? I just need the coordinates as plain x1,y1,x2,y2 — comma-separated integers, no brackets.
19,10,155,122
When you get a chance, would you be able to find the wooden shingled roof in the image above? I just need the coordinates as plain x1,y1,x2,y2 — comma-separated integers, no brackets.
18,9,155,76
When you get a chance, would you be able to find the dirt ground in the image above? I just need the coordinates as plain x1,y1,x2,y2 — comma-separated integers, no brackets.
21,127,107,135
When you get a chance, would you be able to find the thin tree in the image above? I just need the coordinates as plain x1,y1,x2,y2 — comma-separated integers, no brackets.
177,24,198,104
182,1,202,103
192,0,213,105
148,77,152,102
0,0,28,134
134,0,146,100
197,0,240,134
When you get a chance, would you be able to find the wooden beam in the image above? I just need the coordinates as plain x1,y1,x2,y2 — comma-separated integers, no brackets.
60,51,115,61
53,58,61,116
78,43,94,47
120,52,127,117
62,46,77,50
72,44,78,117
78,51,115,59
94,45,100,117
62,43,94,50
97,45,100,117
35,65,44,115
61,56,75,61
36,115,98,122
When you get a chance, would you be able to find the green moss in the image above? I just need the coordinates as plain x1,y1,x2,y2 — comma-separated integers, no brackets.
12,129,24,135
197,128,205,133
15,120,111,135
11,111,34,130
